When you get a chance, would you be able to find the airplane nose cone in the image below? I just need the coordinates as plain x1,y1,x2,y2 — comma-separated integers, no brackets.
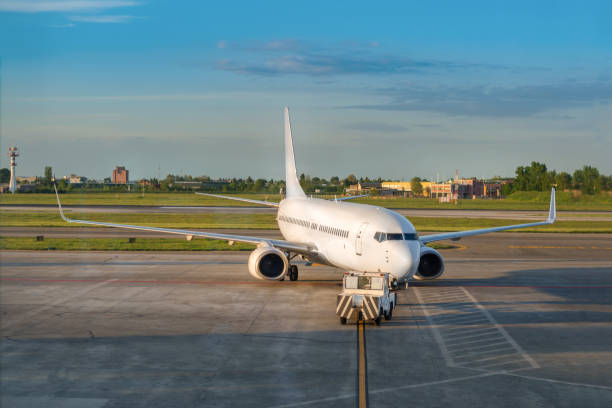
392,241,419,280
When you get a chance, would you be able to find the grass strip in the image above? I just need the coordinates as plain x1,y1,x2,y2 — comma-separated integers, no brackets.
0,193,280,207
1,191,611,211
0,237,255,251
409,217,612,233
0,212,277,229
426,243,461,250
2,212,611,233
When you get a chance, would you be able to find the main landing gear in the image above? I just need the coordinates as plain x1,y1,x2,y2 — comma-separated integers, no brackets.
289,265,299,281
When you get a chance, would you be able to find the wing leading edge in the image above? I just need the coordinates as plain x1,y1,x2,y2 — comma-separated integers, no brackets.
53,185,313,254
420,188,556,244
195,192,279,207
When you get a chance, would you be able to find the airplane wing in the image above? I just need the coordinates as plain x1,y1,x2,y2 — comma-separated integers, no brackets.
336,194,369,201
195,192,279,207
54,185,313,254
196,192,368,205
420,188,556,244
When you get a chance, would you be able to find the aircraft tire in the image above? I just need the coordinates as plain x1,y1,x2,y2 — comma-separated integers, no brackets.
289,265,298,281
340,317,347,325
375,309,383,326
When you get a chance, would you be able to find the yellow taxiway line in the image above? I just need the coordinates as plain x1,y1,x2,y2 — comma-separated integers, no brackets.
357,320,368,408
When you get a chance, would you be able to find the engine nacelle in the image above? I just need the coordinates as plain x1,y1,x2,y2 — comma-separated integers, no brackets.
414,247,445,280
248,246,289,280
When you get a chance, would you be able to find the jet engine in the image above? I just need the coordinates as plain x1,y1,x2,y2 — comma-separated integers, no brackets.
414,247,444,280
248,246,289,280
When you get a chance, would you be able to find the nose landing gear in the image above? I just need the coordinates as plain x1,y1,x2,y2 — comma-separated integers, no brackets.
289,265,299,281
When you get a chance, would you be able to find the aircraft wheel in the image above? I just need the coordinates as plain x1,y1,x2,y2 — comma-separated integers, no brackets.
375,308,383,326
340,317,347,325
289,265,299,281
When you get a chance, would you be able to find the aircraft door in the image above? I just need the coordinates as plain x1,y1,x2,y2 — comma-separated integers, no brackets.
355,222,369,256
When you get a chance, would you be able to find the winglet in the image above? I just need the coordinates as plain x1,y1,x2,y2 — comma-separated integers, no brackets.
547,187,556,223
284,107,306,198
53,184,70,222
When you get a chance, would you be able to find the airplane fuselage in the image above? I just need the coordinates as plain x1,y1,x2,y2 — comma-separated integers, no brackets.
277,197,421,280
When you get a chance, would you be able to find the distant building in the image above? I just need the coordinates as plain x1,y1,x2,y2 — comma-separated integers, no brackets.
382,181,433,197
381,181,411,193
66,174,87,184
202,180,229,190
173,181,202,190
347,182,395,196
113,166,129,184
16,176,37,184
427,178,509,200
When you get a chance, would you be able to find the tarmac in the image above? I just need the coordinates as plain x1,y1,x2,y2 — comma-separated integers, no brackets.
1,233,612,407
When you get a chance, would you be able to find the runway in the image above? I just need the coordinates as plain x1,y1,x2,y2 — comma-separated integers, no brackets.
1,234,612,407
2,204,611,220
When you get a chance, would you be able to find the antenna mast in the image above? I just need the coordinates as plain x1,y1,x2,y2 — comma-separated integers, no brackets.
8,146,19,193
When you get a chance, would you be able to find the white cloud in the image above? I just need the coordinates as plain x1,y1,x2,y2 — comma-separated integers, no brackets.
14,92,255,102
48,22,75,27
0,1,139,12
68,14,139,23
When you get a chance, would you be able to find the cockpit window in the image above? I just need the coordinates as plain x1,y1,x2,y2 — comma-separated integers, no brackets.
373,232,386,242
374,232,419,242
374,232,407,242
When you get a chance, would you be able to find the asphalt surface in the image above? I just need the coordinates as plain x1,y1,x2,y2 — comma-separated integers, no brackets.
2,204,611,220
1,234,612,407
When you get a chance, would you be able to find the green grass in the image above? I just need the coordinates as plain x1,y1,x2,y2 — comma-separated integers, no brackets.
426,243,462,250
410,217,612,233
2,212,610,233
2,191,611,211
0,237,255,251
353,191,612,211
0,193,280,206
0,212,278,229
559,213,612,218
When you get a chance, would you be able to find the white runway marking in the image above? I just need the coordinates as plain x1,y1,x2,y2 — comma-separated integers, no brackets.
505,372,612,391
267,372,503,408
414,286,539,372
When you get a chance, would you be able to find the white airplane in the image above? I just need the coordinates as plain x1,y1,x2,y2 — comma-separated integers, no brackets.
54,107,556,284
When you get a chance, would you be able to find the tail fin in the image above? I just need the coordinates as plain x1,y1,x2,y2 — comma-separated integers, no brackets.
284,107,306,198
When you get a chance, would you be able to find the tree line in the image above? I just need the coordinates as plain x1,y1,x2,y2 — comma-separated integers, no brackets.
2,163,610,195
507,162,612,195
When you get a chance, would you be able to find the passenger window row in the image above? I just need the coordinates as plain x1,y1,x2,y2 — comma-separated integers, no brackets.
278,215,349,238
319,224,349,238
279,215,311,229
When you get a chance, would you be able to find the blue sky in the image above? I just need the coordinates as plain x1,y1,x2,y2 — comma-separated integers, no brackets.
1,0,611,181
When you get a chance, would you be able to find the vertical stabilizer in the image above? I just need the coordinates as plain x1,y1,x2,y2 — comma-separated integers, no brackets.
284,107,306,198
